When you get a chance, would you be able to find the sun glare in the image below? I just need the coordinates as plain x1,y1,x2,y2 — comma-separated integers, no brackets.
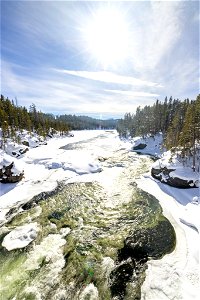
83,7,130,68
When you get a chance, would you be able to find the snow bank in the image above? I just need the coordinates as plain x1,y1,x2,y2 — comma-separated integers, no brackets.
0,130,51,160
4,142,29,158
152,151,199,188
180,197,200,232
0,131,108,224
132,133,163,157
2,222,38,251
137,176,199,300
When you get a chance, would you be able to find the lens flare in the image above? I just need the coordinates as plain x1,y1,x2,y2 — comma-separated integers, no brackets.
83,7,130,68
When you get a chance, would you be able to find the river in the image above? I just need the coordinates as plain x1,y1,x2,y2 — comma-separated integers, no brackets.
0,131,176,300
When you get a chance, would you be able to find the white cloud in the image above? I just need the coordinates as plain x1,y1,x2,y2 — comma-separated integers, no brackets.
129,1,184,70
105,89,159,98
2,62,160,117
58,70,163,88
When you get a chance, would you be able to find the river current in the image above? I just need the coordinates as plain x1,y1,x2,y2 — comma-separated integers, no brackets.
0,131,176,300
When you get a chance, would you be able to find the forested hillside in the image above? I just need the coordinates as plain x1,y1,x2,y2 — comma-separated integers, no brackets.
0,95,69,141
57,115,117,130
117,95,200,170
0,95,117,147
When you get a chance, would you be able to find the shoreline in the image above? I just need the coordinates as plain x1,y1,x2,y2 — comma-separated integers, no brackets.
137,175,199,300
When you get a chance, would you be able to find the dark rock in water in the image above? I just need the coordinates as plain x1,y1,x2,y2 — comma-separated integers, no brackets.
48,211,64,220
151,166,198,188
125,218,176,259
110,218,176,299
110,261,135,299
0,162,24,183
133,143,147,150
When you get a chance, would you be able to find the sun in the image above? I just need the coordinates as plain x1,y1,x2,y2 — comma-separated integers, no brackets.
82,7,130,69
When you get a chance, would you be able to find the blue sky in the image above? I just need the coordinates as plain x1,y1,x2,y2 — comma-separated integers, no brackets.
1,0,199,118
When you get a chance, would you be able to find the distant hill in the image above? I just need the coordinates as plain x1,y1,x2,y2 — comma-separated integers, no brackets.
57,114,118,130
0,94,119,148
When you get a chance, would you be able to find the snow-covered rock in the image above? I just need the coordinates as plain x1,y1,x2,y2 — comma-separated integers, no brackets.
4,141,29,158
131,134,163,157
0,151,24,183
63,160,102,175
2,222,38,251
151,151,199,188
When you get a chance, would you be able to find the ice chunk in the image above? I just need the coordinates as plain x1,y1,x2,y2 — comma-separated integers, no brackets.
2,222,38,251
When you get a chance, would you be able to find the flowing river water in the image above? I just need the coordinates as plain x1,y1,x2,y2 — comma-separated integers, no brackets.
0,132,176,300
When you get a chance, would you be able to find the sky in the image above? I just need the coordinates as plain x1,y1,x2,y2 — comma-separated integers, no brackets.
1,0,199,119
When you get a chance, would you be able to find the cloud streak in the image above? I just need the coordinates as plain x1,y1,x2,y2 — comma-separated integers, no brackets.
2,61,160,117
58,70,163,88
105,90,159,98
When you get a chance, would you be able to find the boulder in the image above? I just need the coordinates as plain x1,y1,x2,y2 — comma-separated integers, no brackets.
151,166,198,188
12,147,29,157
133,143,147,150
22,140,29,147
109,218,175,299
0,161,24,183
124,219,176,260
110,261,135,298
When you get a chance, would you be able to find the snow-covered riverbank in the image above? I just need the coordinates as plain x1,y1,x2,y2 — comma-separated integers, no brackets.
0,130,112,224
0,130,199,299
137,176,199,300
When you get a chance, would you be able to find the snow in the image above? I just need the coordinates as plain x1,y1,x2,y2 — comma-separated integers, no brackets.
0,151,24,171
132,133,163,157
0,151,24,182
0,131,107,225
2,222,38,251
0,129,199,299
137,175,199,300
180,200,200,231
152,150,199,186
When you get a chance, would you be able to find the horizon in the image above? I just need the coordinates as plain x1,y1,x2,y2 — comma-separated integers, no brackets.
1,0,199,119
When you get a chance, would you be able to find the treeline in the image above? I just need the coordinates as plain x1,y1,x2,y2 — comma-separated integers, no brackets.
0,95,118,145
57,114,118,130
117,95,200,169
0,95,70,142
